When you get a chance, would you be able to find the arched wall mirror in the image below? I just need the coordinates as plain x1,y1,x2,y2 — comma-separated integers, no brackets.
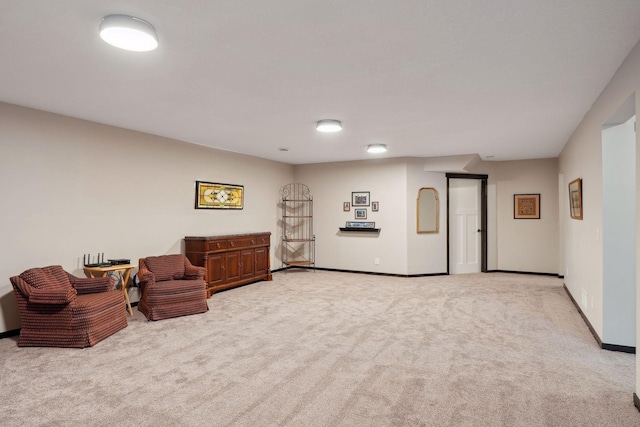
417,187,439,233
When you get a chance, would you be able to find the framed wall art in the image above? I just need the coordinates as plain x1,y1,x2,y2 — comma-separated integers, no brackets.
568,178,583,220
514,194,540,219
343,202,350,212
195,181,244,209
355,208,367,219
352,191,370,207
372,201,379,212
417,187,439,233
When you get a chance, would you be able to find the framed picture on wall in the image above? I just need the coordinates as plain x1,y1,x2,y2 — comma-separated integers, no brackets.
343,202,350,212
352,191,370,207
372,201,379,212
568,178,583,220
513,194,540,219
355,208,367,219
195,181,244,209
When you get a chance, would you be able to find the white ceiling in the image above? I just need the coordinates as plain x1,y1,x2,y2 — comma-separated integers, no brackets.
2,1,640,165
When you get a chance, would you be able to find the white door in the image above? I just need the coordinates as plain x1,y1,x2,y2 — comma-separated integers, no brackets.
449,178,482,274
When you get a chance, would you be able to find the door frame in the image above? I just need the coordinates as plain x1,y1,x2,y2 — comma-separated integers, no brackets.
446,173,488,274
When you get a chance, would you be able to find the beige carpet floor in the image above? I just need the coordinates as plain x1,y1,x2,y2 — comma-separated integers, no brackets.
0,271,638,426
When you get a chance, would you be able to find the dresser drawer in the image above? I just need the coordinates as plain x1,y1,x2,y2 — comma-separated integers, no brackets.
228,237,256,249
208,240,228,251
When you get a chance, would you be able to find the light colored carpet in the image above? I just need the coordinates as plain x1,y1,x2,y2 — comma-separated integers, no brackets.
0,271,638,426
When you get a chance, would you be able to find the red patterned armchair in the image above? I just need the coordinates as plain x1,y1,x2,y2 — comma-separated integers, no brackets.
137,254,209,321
9,265,128,348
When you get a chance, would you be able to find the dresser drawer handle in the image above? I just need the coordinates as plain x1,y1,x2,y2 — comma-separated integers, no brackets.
230,242,234,247
216,243,221,248
251,239,256,244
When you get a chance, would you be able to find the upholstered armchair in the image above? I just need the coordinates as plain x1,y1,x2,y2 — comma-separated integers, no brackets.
9,265,128,348
137,254,208,321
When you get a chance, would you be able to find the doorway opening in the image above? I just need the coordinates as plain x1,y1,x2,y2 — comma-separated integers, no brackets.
602,94,635,351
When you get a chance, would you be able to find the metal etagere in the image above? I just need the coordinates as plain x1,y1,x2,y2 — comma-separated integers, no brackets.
280,183,315,270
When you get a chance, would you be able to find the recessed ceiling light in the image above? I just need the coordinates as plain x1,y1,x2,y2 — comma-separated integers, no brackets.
367,144,387,154
99,14,158,52
316,119,342,132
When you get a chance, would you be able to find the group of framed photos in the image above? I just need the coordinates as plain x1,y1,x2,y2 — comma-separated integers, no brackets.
343,191,378,219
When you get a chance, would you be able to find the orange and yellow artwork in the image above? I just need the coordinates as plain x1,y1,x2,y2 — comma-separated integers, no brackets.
195,181,244,209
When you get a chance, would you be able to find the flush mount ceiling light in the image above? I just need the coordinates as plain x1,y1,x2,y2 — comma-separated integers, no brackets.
316,119,342,133
367,144,388,154
99,14,158,52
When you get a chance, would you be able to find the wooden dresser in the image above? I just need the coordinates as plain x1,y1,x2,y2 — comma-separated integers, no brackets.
184,232,272,297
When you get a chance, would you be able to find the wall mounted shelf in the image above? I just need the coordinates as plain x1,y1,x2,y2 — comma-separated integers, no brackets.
339,228,381,233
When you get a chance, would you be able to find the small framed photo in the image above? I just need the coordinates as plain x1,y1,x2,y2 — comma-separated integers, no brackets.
514,194,540,219
355,208,367,219
343,202,350,212
372,201,379,212
352,191,370,207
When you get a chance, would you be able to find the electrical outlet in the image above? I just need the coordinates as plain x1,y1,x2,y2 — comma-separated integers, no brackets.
374,258,380,265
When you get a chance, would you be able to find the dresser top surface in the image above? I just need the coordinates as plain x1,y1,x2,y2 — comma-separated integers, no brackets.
185,232,271,240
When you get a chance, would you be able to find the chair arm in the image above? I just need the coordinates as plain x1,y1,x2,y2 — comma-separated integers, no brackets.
10,275,76,305
28,286,77,305
10,275,33,299
184,264,206,280
67,273,113,294
137,263,156,287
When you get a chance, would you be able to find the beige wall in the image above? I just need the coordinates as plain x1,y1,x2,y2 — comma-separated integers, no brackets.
559,39,640,349
0,103,294,333
406,160,448,275
295,157,559,276
293,159,410,275
472,159,560,274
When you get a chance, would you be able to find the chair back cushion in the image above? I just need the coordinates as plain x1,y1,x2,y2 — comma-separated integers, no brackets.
143,255,186,281
19,265,73,291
